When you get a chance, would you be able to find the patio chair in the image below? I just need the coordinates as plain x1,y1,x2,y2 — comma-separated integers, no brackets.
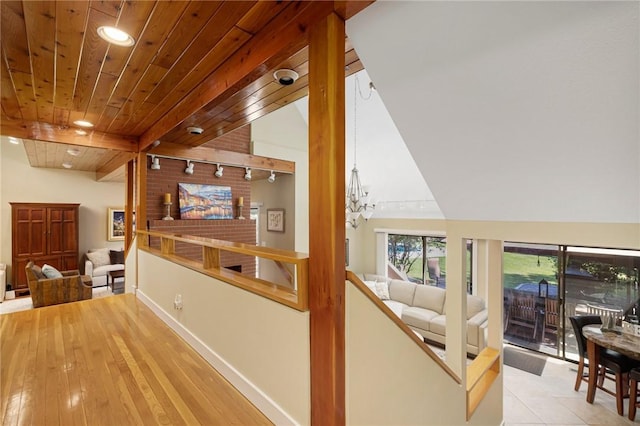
569,315,635,415
544,297,559,340
505,291,539,340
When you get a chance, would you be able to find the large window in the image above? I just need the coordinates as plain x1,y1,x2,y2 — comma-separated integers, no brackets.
387,234,472,291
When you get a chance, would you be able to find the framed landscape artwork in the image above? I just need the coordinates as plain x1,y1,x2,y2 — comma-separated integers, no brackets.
108,208,125,241
267,208,285,232
178,183,233,219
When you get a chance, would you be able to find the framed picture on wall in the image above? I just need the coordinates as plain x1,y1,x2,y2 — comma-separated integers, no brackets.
266,208,285,232
108,208,125,241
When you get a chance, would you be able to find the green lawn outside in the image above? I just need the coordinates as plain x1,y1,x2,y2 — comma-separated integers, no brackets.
400,252,557,288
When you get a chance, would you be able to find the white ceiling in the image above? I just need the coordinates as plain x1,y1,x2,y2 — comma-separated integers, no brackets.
294,70,443,219
347,1,639,223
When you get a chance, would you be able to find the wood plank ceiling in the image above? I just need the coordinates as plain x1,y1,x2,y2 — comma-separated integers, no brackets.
0,0,371,180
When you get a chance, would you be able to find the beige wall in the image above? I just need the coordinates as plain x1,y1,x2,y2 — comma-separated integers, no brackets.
251,104,309,253
136,251,310,425
346,281,502,425
252,174,297,286
1,139,125,283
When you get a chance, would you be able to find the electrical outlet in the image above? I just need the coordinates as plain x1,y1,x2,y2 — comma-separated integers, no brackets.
174,294,183,310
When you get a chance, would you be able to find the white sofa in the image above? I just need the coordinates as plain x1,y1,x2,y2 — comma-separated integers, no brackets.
358,273,488,355
84,248,124,287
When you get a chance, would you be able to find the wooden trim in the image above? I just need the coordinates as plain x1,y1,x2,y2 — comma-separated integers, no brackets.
136,152,148,234
149,142,295,173
466,347,500,420
137,230,309,311
0,119,138,151
124,159,135,252
308,13,346,426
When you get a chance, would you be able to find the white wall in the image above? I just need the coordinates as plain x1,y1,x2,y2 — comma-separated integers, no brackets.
1,139,125,282
136,251,310,425
252,104,309,253
349,1,640,223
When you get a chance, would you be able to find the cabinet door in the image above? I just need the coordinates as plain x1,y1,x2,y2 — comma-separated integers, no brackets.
13,206,47,257
49,207,78,255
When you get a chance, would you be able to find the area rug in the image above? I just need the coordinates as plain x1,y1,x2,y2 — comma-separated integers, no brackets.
503,345,547,376
0,286,112,315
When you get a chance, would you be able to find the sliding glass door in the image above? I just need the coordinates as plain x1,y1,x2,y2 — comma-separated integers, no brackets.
503,243,639,361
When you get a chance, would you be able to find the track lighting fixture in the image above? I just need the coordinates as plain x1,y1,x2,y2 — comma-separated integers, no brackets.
267,170,276,183
185,160,194,175
150,155,160,170
244,167,252,181
214,163,223,178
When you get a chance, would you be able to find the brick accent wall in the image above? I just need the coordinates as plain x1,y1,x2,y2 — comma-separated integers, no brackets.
146,126,255,274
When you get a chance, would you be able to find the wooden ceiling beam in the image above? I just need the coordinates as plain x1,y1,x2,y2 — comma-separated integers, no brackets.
1,119,138,152
139,0,335,152
149,141,295,173
96,151,138,181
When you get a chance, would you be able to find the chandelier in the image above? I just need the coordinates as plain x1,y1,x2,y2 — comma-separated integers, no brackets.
346,74,375,228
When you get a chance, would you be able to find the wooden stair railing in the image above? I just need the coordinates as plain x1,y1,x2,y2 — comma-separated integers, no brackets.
137,230,309,311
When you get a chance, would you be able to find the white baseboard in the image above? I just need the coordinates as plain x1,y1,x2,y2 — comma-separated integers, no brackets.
136,290,297,426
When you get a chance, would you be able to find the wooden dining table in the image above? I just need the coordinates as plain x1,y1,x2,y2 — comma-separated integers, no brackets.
582,325,640,410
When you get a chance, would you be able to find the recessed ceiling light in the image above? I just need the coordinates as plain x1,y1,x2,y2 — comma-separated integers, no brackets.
75,129,87,136
62,162,73,169
73,120,94,128
67,148,80,156
8,136,20,145
97,26,135,47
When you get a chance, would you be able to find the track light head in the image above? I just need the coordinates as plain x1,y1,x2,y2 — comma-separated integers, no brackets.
214,163,223,178
267,170,276,183
244,167,252,181
185,160,194,175
150,155,160,170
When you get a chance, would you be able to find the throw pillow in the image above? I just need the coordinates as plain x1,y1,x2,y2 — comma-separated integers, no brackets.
42,264,63,279
363,280,379,297
87,250,111,268
109,250,125,265
375,281,390,300
31,264,46,279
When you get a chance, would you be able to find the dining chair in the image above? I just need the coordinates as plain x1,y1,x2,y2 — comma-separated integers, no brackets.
630,368,640,421
569,315,635,415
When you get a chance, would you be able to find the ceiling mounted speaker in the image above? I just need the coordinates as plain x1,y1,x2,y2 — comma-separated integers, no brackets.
273,69,299,86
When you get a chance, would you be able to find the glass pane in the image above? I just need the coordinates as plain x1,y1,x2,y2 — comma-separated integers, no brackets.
503,243,560,356
388,234,424,283
563,247,640,361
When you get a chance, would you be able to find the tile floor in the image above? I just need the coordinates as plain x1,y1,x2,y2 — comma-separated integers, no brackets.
1,294,636,424
504,355,638,425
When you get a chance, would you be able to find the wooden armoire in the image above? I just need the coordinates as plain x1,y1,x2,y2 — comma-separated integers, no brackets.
11,203,80,295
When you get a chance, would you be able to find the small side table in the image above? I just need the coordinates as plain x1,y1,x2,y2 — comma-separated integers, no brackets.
108,269,125,294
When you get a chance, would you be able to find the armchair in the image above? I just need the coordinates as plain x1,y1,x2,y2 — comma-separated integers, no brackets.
25,261,93,308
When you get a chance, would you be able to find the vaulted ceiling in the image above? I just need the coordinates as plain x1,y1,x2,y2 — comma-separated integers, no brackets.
1,1,371,180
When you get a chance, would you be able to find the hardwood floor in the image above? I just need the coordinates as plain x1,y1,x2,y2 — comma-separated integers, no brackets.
0,294,272,426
